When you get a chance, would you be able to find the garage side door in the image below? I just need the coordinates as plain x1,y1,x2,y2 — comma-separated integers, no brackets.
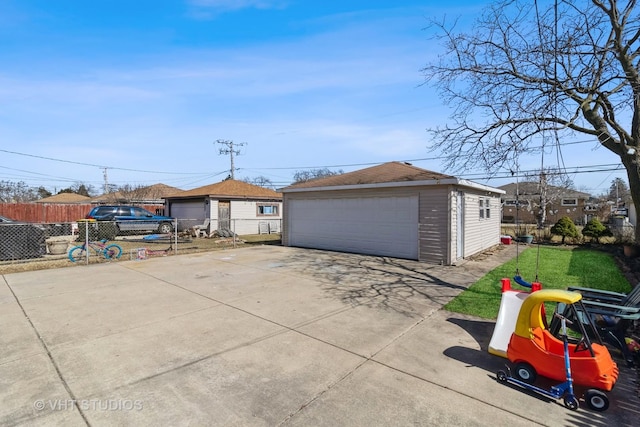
288,196,418,259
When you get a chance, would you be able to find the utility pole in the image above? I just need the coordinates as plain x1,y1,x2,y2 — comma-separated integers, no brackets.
216,139,246,180
102,167,109,194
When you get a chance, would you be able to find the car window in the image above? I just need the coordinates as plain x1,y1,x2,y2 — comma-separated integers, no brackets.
93,207,115,216
116,207,131,216
131,207,152,218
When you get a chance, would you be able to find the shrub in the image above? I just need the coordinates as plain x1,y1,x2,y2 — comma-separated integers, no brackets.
582,218,612,243
550,216,579,244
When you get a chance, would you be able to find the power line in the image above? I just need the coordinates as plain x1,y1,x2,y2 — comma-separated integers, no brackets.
0,137,608,175
0,149,207,175
216,139,246,180
1,142,627,193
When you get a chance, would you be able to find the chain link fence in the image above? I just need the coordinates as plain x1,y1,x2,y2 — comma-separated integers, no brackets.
0,218,281,267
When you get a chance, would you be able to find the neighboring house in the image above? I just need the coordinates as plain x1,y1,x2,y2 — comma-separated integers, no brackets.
164,179,282,235
92,183,182,215
499,182,592,225
35,193,92,204
30,193,93,223
280,162,504,265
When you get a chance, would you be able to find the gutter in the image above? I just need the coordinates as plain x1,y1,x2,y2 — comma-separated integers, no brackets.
280,178,505,195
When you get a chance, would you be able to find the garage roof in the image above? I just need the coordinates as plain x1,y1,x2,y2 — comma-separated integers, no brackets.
165,179,282,200
499,182,590,199
34,193,92,203
281,162,504,194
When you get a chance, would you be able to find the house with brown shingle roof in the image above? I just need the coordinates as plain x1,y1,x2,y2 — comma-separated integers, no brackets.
92,183,182,205
280,161,504,265
498,182,593,226
164,179,282,235
34,193,92,204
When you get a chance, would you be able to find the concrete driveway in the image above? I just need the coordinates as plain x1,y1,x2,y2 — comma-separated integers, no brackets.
1,245,637,426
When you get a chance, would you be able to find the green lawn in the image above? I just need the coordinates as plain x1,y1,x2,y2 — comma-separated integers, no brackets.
444,246,632,319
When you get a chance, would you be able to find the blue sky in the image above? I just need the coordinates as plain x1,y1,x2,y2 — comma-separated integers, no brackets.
0,0,627,195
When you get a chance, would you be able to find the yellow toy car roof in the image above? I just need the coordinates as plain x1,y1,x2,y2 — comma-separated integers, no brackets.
514,289,582,337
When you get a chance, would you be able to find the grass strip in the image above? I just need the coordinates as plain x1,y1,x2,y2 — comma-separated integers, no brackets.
444,246,631,319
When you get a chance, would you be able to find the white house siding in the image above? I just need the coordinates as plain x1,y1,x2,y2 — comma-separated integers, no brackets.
207,199,219,230
462,192,501,257
418,187,451,265
227,201,274,235
168,198,282,234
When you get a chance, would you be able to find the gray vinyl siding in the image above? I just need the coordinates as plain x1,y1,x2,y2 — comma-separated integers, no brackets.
462,192,501,256
283,183,501,265
418,187,451,264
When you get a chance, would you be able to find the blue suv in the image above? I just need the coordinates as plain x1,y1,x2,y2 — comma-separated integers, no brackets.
86,206,174,234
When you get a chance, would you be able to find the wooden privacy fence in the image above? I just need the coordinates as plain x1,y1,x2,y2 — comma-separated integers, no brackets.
0,203,93,223
0,203,166,223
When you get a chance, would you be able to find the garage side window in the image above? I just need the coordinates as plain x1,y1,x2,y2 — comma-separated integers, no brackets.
257,203,279,216
479,198,491,219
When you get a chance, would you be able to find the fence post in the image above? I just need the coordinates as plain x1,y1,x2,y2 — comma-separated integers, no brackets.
233,219,236,249
84,220,90,264
174,219,178,255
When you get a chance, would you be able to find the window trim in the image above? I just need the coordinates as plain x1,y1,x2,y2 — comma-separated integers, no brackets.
256,203,279,216
479,197,491,220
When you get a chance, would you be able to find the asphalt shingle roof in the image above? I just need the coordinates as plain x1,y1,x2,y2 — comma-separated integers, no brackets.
282,162,454,190
35,193,92,203
498,182,591,198
167,179,281,199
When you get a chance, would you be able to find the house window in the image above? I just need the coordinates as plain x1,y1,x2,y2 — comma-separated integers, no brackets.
561,198,578,206
257,204,279,216
504,199,528,207
479,198,491,219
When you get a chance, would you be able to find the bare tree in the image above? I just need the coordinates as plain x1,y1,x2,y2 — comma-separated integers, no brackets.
523,167,576,227
116,184,164,204
0,180,38,202
58,182,96,197
423,0,640,241
293,168,344,183
242,176,274,189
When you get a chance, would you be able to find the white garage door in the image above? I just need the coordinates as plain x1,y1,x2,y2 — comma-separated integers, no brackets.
288,196,419,259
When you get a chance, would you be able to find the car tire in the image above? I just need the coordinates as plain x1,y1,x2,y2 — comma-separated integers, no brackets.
158,222,173,234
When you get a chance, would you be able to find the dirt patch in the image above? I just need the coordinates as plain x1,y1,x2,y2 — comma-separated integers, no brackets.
0,234,282,275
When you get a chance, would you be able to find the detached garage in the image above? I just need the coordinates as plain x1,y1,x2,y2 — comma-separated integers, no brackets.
164,179,282,236
281,162,504,265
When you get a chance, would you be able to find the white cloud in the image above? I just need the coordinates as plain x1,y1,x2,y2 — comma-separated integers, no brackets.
186,0,288,18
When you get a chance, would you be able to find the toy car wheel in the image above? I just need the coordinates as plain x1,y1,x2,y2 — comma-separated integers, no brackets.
514,362,536,384
563,395,579,411
496,370,508,383
585,389,609,412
